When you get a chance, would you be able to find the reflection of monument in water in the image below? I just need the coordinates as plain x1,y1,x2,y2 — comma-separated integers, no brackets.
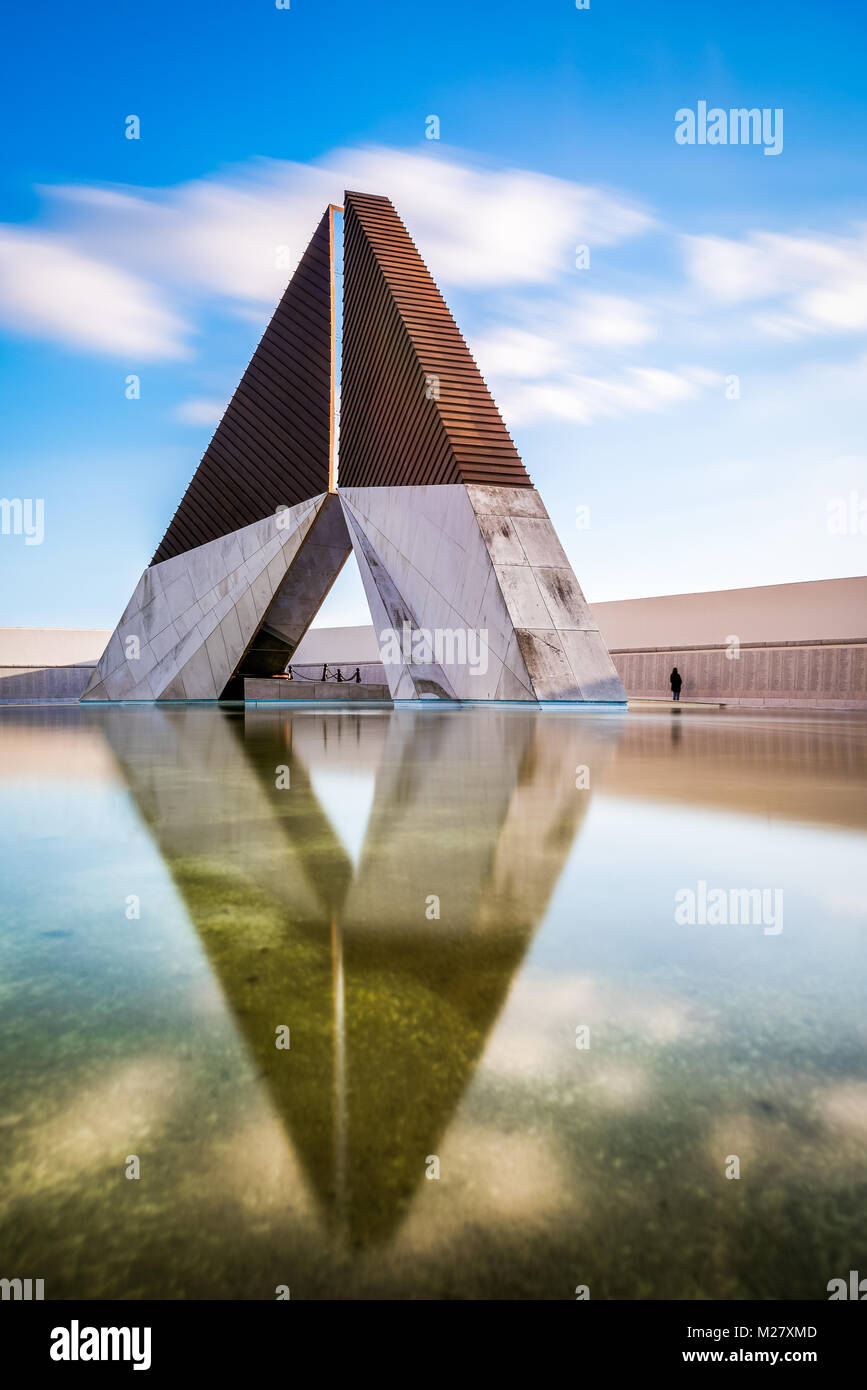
101,707,624,1242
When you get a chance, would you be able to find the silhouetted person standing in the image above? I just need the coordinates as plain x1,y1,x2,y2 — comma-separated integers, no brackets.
670,666,683,702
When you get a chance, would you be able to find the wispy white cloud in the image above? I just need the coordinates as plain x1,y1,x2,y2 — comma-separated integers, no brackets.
494,364,720,426
468,286,662,421
0,145,654,363
39,145,654,304
473,292,656,381
173,396,227,427
467,282,713,426
682,224,867,338
332,146,654,288
6,144,864,449
0,229,190,359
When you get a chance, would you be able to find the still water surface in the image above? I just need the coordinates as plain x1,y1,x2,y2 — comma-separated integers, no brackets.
1,704,865,1299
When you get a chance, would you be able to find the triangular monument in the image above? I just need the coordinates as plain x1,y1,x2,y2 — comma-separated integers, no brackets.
83,194,625,704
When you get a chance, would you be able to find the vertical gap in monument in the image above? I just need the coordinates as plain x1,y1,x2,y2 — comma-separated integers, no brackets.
218,207,348,701
287,202,370,664
329,203,343,493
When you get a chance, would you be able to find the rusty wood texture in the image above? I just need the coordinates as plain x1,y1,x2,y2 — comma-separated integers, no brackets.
338,191,531,489
151,210,333,564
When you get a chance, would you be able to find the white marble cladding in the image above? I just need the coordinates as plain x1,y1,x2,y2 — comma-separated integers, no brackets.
341,501,459,702
339,484,626,702
83,482,625,704
82,495,326,701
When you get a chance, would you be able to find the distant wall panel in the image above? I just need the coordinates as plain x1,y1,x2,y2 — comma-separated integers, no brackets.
611,640,867,708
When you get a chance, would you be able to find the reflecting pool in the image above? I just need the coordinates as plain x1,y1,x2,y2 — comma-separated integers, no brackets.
0,704,865,1299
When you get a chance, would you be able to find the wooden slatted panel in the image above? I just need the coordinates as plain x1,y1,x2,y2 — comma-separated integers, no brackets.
338,191,531,489
151,210,333,564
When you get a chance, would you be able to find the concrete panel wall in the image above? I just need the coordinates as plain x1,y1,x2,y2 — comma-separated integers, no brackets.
613,641,867,709
3,577,864,707
0,628,110,667
594,576,867,649
244,677,391,702
340,484,625,702
292,625,385,664
0,665,94,702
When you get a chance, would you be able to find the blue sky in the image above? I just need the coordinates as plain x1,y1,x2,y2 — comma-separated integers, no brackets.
1,0,865,628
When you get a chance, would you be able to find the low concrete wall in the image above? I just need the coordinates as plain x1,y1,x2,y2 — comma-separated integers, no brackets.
244,677,391,702
290,579,867,709
612,639,867,709
0,627,110,667
593,577,867,648
0,628,108,703
0,665,95,702
291,625,383,664
3,575,865,708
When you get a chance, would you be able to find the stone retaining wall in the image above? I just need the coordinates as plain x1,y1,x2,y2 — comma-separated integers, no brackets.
0,665,95,702
611,639,867,709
